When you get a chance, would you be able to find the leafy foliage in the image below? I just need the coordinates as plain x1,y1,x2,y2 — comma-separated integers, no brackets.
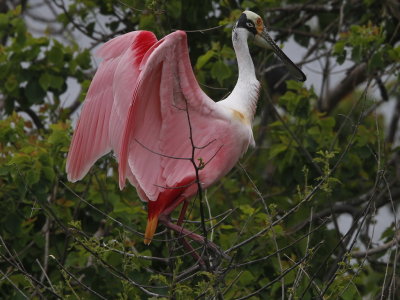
1,0,399,299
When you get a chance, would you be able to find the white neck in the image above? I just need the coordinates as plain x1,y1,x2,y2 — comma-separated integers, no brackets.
219,28,260,121
234,29,256,83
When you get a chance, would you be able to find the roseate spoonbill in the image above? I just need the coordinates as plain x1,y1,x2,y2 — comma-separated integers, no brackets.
66,11,306,247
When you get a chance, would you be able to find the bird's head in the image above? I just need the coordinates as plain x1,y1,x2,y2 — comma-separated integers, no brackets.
234,11,306,82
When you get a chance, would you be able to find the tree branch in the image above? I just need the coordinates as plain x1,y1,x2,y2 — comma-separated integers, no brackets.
351,231,400,258
322,63,368,113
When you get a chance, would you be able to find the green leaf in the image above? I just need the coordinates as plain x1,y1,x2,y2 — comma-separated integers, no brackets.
13,5,22,16
50,75,64,90
139,14,156,31
26,167,41,185
48,123,70,147
220,45,235,59
12,18,26,45
48,43,64,67
269,143,287,158
32,36,49,47
351,44,362,62
320,117,335,131
7,153,31,166
337,49,347,64
341,283,358,300
239,204,255,216
294,97,310,118
388,45,400,61
25,80,46,104
210,60,231,85
196,50,215,70
241,0,256,8
166,0,181,18
368,51,384,72
4,213,21,234
5,75,18,92
75,49,91,70
239,270,255,285
33,232,45,247
286,80,303,91
39,72,52,90
0,14,9,29
42,166,55,182
333,40,345,55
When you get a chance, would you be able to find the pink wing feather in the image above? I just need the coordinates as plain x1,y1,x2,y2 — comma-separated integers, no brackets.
66,31,157,182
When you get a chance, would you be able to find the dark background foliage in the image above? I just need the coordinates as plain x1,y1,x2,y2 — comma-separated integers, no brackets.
1,0,400,299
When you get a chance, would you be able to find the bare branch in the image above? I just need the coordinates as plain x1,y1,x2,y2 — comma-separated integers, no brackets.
351,231,400,258
322,63,368,113
51,255,108,300
265,4,339,13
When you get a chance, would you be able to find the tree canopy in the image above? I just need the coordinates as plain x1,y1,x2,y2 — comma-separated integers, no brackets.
1,0,400,299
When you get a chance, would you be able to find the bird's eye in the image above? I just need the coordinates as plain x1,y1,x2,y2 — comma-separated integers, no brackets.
246,22,254,28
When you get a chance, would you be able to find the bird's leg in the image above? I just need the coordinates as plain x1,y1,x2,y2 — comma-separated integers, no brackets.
175,199,209,268
159,213,230,263
178,234,207,269
175,200,230,261
177,198,189,226
160,198,230,268
159,208,207,268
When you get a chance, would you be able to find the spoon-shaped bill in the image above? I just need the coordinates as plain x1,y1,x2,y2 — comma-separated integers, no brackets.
255,28,306,82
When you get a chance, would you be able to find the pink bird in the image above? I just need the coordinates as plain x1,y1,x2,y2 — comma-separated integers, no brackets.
66,11,305,248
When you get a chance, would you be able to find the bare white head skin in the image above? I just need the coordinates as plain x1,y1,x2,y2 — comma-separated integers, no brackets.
233,10,306,82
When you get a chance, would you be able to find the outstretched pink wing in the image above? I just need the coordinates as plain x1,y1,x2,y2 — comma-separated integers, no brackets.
118,31,253,202
68,30,253,208
66,31,157,181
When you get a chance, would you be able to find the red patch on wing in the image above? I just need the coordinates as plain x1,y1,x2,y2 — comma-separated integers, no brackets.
148,177,195,220
132,31,157,66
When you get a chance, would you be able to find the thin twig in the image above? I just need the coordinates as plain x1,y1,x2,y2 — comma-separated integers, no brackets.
235,244,322,300
50,255,108,300
35,259,56,293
